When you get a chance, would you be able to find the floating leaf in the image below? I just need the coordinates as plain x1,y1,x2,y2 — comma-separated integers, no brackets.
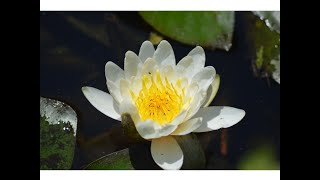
253,11,280,33
84,148,134,170
40,97,77,169
139,11,235,51
247,12,280,84
174,134,206,169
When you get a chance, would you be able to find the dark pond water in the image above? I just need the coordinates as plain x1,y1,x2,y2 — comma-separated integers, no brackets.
40,11,280,169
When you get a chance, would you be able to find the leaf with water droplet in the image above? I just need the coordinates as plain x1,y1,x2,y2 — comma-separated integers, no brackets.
40,97,77,169
247,12,280,84
253,11,280,33
139,11,235,51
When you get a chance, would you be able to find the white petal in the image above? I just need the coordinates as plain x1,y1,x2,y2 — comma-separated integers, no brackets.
184,92,204,121
187,46,205,70
193,106,245,132
192,66,216,92
171,117,203,136
119,100,140,124
141,58,158,76
105,61,124,84
151,136,183,170
81,86,121,120
170,110,188,125
176,46,206,80
106,80,122,104
184,82,199,101
202,74,220,107
176,56,193,80
179,77,188,88
112,100,121,115
135,120,177,139
139,41,155,62
176,55,192,70
119,79,131,101
177,58,205,82
124,51,142,79
153,40,176,67
160,65,177,84
127,76,142,97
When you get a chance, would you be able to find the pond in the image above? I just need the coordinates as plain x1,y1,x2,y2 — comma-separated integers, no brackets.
40,11,280,170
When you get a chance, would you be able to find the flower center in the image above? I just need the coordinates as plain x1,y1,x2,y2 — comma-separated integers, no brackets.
131,70,185,125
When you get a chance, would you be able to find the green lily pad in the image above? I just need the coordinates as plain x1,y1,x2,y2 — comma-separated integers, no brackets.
139,11,235,51
174,133,206,169
247,12,280,84
84,148,134,170
40,97,77,169
253,11,280,33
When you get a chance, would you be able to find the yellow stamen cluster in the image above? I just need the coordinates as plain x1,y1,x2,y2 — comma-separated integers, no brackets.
131,70,185,125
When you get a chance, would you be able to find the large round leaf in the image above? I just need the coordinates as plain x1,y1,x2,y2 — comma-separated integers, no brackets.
139,12,235,51
40,97,78,169
253,11,280,33
246,12,280,84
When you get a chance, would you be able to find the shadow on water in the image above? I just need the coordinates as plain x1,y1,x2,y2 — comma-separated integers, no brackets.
40,11,280,169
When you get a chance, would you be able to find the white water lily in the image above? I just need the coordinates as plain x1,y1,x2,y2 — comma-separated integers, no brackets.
82,40,245,170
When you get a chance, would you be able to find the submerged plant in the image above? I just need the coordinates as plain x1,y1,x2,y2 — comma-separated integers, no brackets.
82,40,245,170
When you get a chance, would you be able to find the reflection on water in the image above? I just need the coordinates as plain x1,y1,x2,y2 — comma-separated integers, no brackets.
40,11,280,169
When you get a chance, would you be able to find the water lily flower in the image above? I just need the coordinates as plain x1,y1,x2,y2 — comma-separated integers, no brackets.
82,40,245,170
